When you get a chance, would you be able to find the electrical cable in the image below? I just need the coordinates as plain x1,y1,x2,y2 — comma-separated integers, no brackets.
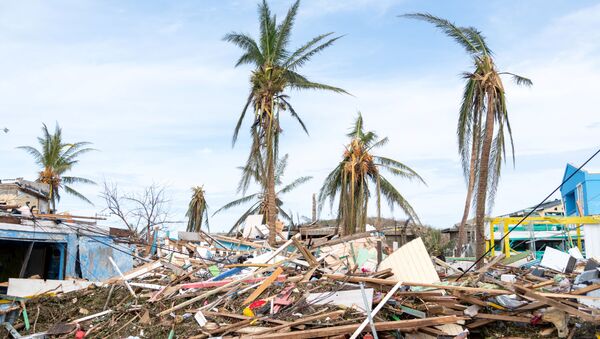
457,147,600,281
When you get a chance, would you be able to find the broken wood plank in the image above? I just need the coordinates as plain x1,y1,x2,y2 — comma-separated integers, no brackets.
475,313,532,323
571,284,600,295
249,316,462,339
324,274,510,295
514,285,596,322
243,267,284,305
252,310,345,335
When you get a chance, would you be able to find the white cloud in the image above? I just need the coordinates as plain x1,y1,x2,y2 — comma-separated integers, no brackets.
1,1,599,232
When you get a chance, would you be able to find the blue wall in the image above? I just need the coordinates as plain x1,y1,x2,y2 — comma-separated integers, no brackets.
561,164,600,216
0,228,133,281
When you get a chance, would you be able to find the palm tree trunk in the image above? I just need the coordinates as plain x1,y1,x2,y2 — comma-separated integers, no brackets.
456,140,478,256
265,157,278,245
475,100,495,267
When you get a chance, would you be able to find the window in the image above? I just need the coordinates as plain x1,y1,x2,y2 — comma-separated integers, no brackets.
576,184,584,213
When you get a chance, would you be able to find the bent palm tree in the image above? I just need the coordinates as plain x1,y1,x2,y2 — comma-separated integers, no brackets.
319,113,425,235
186,186,209,233
213,154,312,235
225,0,347,245
402,13,532,259
18,123,96,212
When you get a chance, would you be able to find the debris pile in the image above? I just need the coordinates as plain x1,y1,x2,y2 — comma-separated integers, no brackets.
2,230,600,338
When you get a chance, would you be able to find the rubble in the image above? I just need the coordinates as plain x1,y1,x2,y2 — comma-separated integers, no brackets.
2,226,600,339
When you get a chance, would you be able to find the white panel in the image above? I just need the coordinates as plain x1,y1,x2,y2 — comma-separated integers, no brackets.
307,288,373,313
584,224,600,259
378,237,440,283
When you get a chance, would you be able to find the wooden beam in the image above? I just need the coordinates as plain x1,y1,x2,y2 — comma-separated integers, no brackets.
514,286,596,322
251,310,345,336
475,313,532,323
324,274,509,295
249,316,461,339
243,267,284,305
571,284,600,296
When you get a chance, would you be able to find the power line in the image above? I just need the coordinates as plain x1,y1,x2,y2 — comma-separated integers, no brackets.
457,147,600,280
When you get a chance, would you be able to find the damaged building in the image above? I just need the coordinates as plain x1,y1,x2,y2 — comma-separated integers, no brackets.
0,178,132,284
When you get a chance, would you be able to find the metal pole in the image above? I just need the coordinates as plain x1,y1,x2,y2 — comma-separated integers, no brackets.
358,282,378,339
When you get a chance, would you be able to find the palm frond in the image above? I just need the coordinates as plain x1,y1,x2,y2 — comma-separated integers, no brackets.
500,72,533,87
63,185,94,205
378,174,421,224
62,176,96,185
212,193,260,216
278,176,312,194
401,13,481,55
374,156,426,184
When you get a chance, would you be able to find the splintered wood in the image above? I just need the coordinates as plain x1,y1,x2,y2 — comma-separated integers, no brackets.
6,233,600,339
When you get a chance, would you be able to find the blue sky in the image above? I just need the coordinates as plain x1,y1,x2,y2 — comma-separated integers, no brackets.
1,0,599,232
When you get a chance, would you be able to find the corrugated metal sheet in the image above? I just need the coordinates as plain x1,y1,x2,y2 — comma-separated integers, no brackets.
378,237,440,284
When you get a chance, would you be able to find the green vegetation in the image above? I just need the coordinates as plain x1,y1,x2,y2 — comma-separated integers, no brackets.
319,113,425,235
403,13,532,261
224,0,347,244
186,186,209,233
18,123,96,212
214,154,312,234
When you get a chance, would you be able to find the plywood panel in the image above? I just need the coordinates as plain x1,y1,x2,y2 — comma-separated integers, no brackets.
378,237,440,284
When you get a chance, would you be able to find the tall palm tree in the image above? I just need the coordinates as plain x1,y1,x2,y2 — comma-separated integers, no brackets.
186,186,209,233
319,113,425,235
402,13,532,260
213,154,312,236
224,0,347,245
18,123,96,212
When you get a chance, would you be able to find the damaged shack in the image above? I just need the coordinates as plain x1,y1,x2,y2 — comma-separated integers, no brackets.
0,179,132,284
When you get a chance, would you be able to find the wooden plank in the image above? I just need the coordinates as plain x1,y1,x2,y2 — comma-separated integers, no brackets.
514,285,596,322
291,235,318,267
7,278,95,298
324,274,510,295
251,310,345,336
476,254,505,273
106,260,162,283
475,313,532,323
243,267,284,305
378,237,440,284
250,316,461,339
571,284,600,295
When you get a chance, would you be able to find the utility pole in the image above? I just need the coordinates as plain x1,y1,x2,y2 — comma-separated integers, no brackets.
312,193,317,222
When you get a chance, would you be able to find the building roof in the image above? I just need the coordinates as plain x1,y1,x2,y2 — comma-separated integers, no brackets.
0,178,50,201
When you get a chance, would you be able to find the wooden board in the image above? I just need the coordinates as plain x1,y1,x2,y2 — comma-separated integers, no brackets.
7,278,95,298
378,237,440,283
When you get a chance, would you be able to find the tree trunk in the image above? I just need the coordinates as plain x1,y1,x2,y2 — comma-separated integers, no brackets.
265,163,277,246
474,101,495,267
456,140,478,256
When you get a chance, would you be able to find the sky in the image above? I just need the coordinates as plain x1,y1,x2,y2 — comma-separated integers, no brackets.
0,0,599,233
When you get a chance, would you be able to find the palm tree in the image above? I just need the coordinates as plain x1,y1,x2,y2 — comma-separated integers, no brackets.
402,13,532,260
186,186,209,233
213,154,312,236
224,0,347,245
319,113,425,235
18,123,96,212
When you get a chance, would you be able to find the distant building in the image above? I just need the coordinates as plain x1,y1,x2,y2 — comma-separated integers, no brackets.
500,199,564,218
0,178,50,214
561,164,600,258
561,164,600,216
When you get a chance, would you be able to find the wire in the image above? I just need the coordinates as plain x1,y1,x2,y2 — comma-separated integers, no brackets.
457,147,600,280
